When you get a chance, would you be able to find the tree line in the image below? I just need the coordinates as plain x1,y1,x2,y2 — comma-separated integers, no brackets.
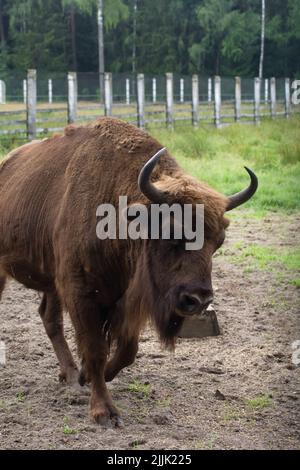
0,0,299,78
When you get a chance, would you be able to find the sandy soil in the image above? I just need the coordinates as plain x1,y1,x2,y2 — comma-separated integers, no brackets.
0,212,299,450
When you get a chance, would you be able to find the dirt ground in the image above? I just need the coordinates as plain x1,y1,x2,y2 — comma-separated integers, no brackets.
0,212,299,450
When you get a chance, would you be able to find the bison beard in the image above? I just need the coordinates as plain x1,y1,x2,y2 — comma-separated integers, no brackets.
144,245,185,349
0,117,258,426
113,242,185,351
153,308,184,349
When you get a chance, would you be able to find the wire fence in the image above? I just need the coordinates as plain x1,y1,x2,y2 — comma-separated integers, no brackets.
0,72,290,103
0,71,299,143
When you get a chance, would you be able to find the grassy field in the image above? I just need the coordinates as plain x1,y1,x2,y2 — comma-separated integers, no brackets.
0,115,299,213
152,116,300,213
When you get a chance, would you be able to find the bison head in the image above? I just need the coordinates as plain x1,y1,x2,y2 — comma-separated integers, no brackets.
124,148,258,348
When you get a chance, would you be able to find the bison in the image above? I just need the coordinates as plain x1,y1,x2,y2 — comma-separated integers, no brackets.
0,118,257,426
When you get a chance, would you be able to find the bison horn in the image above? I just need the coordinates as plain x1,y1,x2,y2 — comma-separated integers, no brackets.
138,147,168,203
226,167,258,211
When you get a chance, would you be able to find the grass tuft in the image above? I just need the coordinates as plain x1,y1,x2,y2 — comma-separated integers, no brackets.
62,416,77,435
291,278,300,288
16,391,25,403
128,380,151,399
245,394,273,410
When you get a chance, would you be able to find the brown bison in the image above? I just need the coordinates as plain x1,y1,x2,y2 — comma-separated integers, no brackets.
0,118,257,426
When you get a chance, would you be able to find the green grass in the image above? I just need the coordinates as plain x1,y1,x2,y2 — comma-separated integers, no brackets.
1,115,299,213
152,116,300,212
245,394,273,410
128,380,151,399
15,391,25,403
228,244,300,272
155,396,171,407
219,395,273,429
291,278,300,288
62,424,77,435
62,416,77,435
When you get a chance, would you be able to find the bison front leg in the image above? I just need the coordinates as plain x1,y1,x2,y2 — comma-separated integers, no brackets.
105,337,138,382
69,298,123,427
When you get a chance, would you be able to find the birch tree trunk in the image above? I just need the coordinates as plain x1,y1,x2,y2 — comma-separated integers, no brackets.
259,0,266,80
70,5,77,71
132,0,138,74
98,0,105,102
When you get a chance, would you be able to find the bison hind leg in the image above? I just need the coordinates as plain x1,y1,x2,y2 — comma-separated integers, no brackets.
38,292,79,386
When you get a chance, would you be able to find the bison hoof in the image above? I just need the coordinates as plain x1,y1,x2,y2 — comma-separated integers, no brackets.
91,405,123,428
78,367,91,386
59,367,79,387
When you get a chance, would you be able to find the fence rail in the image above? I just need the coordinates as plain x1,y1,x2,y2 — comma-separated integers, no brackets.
0,70,299,140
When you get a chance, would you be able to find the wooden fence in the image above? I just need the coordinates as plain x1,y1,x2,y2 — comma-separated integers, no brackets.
0,70,299,141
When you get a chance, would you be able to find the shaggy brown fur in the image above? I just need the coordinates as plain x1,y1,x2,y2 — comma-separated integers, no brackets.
0,117,229,425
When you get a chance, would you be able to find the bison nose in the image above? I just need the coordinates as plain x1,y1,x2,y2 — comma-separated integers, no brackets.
178,292,213,315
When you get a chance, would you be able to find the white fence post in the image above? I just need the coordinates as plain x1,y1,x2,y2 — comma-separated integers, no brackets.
126,78,130,105
137,73,145,128
254,77,261,124
285,78,291,118
166,73,174,129
104,72,113,116
192,74,199,127
67,71,78,123
23,79,27,104
0,80,6,104
265,78,269,104
180,78,184,103
152,78,157,104
214,76,221,128
270,77,276,118
48,79,53,104
208,78,212,103
27,69,37,140
235,76,241,122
